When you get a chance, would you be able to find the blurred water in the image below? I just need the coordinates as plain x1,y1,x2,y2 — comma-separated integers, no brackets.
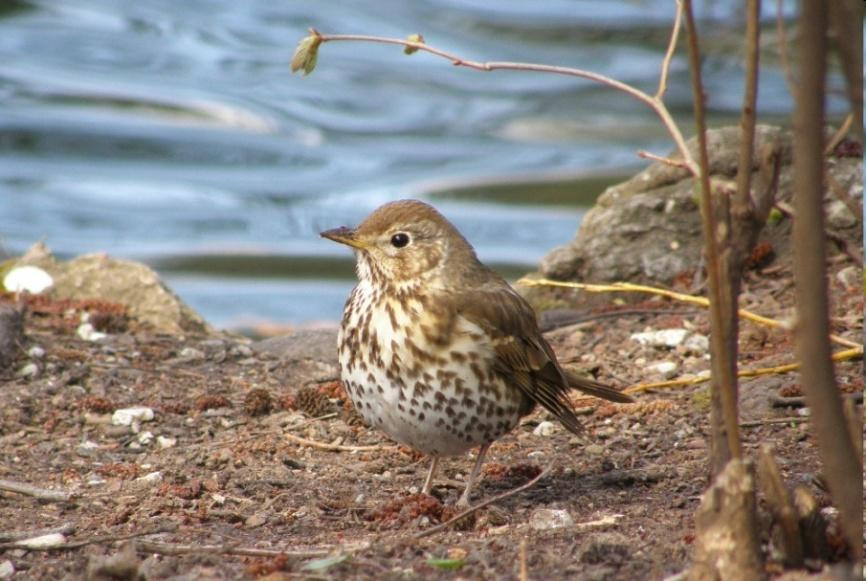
0,0,845,329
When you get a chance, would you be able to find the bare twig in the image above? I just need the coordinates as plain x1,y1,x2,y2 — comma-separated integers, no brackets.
735,0,761,216
0,479,75,502
518,278,862,350
137,539,366,559
0,523,76,543
739,417,808,428
413,465,552,539
775,0,796,95
624,346,861,394
0,526,175,552
519,538,528,581
684,0,742,471
305,27,699,176
637,150,690,169
823,114,854,156
284,432,397,452
655,0,685,99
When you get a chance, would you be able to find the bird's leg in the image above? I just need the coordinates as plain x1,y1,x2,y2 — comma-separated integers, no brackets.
457,443,491,508
421,456,439,495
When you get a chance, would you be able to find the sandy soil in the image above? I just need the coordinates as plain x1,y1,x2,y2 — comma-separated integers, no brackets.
0,257,861,580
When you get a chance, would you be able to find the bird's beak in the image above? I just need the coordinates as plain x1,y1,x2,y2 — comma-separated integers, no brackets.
320,226,371,250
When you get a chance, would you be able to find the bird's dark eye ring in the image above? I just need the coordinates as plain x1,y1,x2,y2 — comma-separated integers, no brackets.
390,233,410,248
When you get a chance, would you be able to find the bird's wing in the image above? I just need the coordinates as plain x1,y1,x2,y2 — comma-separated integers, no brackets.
454,285,585,434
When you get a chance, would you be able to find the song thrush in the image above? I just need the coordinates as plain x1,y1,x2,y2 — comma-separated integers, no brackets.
322,199,633,507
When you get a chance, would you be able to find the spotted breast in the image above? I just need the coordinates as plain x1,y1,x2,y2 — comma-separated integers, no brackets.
338,278,527,457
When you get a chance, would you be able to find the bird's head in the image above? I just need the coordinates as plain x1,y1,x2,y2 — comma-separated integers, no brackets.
321,199,481,290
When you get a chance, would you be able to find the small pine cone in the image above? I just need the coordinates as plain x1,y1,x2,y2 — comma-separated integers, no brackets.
341,401,368,427
295,386,335,418
243,388,273,416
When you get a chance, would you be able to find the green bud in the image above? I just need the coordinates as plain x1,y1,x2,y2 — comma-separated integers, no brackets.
291,34,322,76
766,207,783,225
404,33,425,55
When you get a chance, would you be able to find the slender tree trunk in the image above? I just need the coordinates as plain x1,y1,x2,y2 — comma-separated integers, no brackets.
791,0,863,562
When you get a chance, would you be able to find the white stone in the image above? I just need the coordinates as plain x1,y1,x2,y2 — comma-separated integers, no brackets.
157,436,177,449
136,471,162,484
137,431,154,445
78,440,100,450
530,508,575,530
630,328,688,348
27,345,46,359
533,421,558,437
16,362,39,378
15,533,66,549
647,361,678,379
112,407,155,426
0,560,14,579
3,266,53,294
683,334,710,354
76,322,107,342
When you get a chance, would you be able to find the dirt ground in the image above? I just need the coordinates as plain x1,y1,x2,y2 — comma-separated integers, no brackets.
0,256,861,579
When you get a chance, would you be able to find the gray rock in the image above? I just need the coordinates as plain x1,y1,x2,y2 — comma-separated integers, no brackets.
540,126,788,285
578,532,631,565
529,508,575,530
14,243,210,335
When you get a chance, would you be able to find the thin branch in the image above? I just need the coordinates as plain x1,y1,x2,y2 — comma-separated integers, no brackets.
308,28,699,176
0,479,75,502
0,526,175,552
518,278,862,350
413,465,553,539
734,0,761,213
284,432,397,452
0,523,76,543
624,347,862,394
137,539,366,559
823,113,853,156
684,0,742,467
740,417,808,428
775,0,796,95
637,150,690,169
655,0,686,99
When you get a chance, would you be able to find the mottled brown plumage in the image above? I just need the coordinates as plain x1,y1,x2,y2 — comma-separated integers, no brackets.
322,199,632,506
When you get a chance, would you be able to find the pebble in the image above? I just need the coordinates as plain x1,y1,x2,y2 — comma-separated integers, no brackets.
630,328,688,348
27,345,45,359
14,533,67,549
0,560,14,579
3,266,53,294
112,407,155,426
533,421,558,437
157,436,177,449
16,362,39,378
584,444,606,455
177,347,205,362
529,508,575,530
647,361,678,379
682,334,710,354
836,265,861,290
76,322,107,342
137,431,154,445
135,471,162,484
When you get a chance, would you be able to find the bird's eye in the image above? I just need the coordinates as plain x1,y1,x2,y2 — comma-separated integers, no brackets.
390,232,410,248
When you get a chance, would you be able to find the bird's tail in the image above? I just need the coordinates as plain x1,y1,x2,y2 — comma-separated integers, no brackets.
565,370,634,403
